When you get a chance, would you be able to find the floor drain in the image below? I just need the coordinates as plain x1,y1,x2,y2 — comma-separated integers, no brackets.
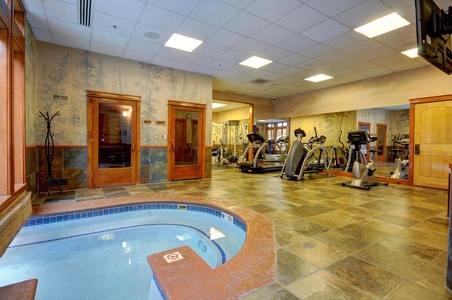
303,242,315,249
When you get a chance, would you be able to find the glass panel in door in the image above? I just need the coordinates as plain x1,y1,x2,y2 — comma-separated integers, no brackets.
174,110,199,166
98,103,132,168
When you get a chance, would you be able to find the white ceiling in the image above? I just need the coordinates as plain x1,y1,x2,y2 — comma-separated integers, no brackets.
22,0,451,99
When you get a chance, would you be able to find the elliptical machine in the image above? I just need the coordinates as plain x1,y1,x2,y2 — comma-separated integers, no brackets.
280,128,330,180
341,130,388,190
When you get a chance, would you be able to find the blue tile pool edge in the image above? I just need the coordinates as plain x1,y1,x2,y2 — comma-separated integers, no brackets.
25,202,247,233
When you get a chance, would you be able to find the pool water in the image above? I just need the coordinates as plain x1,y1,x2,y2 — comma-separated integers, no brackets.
0,206,246,300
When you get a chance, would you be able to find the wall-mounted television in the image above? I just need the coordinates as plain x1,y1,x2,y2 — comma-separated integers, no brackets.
415,0,452,74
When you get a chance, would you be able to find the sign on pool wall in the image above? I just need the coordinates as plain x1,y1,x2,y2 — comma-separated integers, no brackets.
221,212,234,224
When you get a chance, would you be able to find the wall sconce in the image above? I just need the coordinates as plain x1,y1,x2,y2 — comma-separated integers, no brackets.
123,111,128,117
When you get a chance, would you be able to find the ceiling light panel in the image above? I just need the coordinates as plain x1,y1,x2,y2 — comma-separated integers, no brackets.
401,48,418,58
305,74,333,82
354,13,410,38
164,33,203,52
239,56,273,69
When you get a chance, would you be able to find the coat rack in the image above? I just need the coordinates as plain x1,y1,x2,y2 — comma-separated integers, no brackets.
38,111,62,195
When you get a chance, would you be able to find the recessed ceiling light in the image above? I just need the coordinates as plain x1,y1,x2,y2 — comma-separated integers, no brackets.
305,74,333,82
164,33,203,52
239,56,272,69
401,48,419,58
212,103,227,109
354,13,410,38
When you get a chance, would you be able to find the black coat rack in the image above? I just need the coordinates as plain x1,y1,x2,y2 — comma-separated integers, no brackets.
38,111,62,195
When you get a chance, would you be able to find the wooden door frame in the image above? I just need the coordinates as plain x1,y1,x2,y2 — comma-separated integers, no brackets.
87,91,141,187
167,100,206,181
376,123,387,163
410,94,452,186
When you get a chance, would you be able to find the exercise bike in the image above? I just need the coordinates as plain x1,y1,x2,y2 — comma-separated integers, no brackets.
390,134,409,179
341,130,388,190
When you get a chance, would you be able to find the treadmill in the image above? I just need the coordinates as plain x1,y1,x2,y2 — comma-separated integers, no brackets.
238,133,285,173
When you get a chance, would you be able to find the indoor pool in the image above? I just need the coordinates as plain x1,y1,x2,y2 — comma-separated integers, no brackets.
0,203,247,300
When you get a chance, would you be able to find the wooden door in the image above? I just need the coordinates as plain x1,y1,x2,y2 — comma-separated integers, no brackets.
168,101,205,181
376,123,387,163
88,91,141,187
411,97,452,189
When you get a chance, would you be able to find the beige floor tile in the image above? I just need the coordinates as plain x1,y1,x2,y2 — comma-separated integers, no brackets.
397,228,448,251
326,256,403,298
284,239,348,268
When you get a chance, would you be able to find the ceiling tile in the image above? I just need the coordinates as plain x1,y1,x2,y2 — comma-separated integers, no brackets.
90,42,125,57
258,47,292,61
342,39,382,55
298,44,336,59
175,18,219,40
148,0,201,15
48,18,92,40
92,30,129,48
223,12,270,36
277,34,317,53
195,42,229,58
333,0,394,29
126,39,162,54
22,0,45,15
204,29,246,48
95,0,146,22
253,24,297,45
92,12,136,36
245,0,302,22
26,13,50,31
301,19,350,42
220,0,254,10
121,49,155,63
306,0,366,17
32,28,53,42
190,0,240,27
322,30,367,49
51,32,90,50
276,5,328,33
139,5,186,32
183,52,214,66
234,38,271,56
43,0,77,23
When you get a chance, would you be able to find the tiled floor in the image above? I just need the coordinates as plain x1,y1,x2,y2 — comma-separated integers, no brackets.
33,166,451,300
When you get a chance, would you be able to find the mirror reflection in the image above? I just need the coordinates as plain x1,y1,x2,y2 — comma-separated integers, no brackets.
212,100,409,182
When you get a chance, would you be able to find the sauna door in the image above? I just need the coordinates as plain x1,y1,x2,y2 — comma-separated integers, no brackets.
168,101,205,181
88,92,141,187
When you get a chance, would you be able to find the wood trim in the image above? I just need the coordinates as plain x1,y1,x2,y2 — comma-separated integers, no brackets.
167,100,206,109
410,94,452,104
13,50,25,187
0,29,10,195
86,90,141,102
141,145,167,149
409,103,415,186
87,97,93,187
35,145,88,149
